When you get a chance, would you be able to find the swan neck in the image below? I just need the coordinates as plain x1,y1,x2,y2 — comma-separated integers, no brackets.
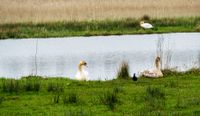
156,61,161,70
78,65,82,71
79,65,86,72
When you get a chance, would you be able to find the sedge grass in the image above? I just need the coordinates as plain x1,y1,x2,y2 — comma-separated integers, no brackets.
117,61,130,80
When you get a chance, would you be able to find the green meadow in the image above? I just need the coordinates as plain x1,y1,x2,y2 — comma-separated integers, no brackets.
0,69,200,115
0,17,200,39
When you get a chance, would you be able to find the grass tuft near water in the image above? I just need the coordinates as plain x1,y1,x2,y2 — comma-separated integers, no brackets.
117,61,130,79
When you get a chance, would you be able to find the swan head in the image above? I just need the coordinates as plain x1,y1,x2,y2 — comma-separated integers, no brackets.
78,60,87,71
140,21,144,25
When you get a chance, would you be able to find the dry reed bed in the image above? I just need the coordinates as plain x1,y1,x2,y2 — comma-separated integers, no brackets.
0,0,200,24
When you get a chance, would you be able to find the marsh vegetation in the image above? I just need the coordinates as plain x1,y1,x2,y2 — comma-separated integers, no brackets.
0,17,200,39
0,69,200,115
1,0,200,115
0,0,200,24
0,0,199,39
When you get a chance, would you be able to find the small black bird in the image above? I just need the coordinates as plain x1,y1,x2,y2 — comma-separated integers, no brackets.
132,73,138,81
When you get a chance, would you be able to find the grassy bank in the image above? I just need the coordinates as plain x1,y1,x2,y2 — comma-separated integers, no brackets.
0,17,200,39
0,69,200,115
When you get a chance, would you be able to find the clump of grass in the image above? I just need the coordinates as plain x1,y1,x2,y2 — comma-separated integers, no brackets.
144,86,165,111
100,89,119,110
113,86,123,94
145,86,165,100
47,82,64,93
117,61,130,79
65,108,87,116
193,111,200,115
49,82,65,104
0,96,5,104
185,68,200,75
23,78,41,92
63,92,79,104
175,97,200,109
53,94,60,104
162,68,200,77
162,69,182,76
68,92,78,104
21,75,43,79
196,24,200,32
47,82,55,92
63,95,68,104
2,79,20,93
187,98,200,107
175,97,187,109
165,80,178,88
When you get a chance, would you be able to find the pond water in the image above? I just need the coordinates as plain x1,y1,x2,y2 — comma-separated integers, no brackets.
0,33,200,80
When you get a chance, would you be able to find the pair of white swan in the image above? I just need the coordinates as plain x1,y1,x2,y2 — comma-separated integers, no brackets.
75,21,154,81
75,57,163,81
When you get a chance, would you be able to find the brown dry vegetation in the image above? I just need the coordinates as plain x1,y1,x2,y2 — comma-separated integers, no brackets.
0,0,200,24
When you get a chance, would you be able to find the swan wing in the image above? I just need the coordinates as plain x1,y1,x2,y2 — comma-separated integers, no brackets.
75,71,82,80
83,70,89,81
141,23,153,29
75,70,89,81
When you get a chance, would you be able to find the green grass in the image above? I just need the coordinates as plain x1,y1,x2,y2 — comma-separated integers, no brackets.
63,91,79,104
0,17,200,39
99,88,120,110
0,70,200,115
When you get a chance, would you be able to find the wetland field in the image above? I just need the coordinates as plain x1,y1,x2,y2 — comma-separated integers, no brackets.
1,0,200,115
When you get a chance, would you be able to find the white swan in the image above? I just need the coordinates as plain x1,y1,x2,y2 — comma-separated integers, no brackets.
141,57,163,78
140,21,153,29
75,60,89,81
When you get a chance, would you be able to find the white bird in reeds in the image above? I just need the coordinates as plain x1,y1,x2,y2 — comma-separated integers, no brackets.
141,56,163,78
75,60,89,81
140,21,153,29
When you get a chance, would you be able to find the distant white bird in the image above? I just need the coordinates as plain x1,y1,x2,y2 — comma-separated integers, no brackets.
75,60,89,81
140,21,153,29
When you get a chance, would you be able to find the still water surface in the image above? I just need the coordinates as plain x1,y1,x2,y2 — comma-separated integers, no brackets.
0,33,200,80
